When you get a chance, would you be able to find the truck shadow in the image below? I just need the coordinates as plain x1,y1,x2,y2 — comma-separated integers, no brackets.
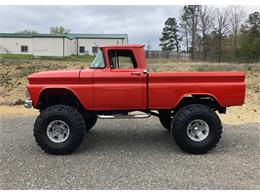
76,120,259,155
78,123,181,154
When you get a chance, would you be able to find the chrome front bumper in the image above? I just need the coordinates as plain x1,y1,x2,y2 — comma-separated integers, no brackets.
24,99,32,108
24,89,32,108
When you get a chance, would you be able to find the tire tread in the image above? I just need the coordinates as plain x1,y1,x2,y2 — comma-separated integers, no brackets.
34,104,86,155
171,104,222,154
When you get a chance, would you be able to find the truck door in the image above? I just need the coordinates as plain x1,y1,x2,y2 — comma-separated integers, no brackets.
93,49,146,110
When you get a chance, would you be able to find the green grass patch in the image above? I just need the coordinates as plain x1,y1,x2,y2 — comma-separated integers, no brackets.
63,55,94,62
0,54,34,59
0,54,94,63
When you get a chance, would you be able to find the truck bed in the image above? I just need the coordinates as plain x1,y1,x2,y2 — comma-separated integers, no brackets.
148,71,246,109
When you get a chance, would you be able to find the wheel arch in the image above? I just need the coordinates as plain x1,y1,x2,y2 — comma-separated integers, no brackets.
37,87,84,110
174,93,225,113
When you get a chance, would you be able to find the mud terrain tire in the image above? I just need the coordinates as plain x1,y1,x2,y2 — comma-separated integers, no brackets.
158,110,174,131
34,105,86,155
171,104,222,154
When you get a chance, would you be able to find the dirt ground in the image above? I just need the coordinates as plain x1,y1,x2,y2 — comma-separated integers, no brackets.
0,59,85,105
0,58,259,125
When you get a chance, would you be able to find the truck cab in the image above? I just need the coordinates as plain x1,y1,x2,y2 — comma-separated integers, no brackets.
88,45,148,110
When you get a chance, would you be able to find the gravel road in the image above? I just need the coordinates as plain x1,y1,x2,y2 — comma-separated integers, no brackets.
0,115,259,189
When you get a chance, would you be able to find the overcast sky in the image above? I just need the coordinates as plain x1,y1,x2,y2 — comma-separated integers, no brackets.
0,5,260,49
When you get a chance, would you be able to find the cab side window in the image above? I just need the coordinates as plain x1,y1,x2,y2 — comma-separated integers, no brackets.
108,50,137,69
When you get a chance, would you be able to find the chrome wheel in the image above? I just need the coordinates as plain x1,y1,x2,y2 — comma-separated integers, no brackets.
187,119,209,142
46,120,70,143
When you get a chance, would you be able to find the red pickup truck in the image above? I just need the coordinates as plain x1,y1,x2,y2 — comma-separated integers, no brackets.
25,44,245,155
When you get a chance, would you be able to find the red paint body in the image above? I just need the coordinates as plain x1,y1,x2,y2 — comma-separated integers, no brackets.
26,45,246,111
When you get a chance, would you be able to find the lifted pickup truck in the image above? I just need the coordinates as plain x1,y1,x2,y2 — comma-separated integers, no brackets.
25,44,245,155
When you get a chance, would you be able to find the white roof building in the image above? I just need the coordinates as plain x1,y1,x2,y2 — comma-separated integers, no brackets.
0,33,128,57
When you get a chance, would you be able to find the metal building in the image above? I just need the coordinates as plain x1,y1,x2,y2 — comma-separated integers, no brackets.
0,33,128,57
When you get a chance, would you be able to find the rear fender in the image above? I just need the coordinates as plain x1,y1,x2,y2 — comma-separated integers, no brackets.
174,93,222,111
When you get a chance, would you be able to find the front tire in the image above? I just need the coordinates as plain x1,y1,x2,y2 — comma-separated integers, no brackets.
34,105,86,155
171,104,222,154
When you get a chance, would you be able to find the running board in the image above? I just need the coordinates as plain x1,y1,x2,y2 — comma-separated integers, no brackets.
97,113,151,119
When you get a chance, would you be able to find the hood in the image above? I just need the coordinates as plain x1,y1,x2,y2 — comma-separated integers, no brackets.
27,69,81,84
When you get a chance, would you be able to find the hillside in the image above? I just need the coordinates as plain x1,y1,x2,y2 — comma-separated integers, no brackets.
0,57,259,124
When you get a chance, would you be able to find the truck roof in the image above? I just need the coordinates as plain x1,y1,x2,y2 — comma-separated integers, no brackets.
99,44,145,49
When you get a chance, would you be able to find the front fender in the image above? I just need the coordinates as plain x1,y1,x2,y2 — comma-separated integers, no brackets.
26,84,94,110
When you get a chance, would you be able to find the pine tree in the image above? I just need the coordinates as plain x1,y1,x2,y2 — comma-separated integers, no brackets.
238,12,260,62
159,17,182,52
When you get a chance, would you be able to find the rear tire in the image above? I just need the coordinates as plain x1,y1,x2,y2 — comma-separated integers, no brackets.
34,105,86,155
158,110,173,131
171,104,222,154
159,116,171,131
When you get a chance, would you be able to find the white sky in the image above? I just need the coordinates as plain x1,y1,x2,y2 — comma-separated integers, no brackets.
0,5,259,50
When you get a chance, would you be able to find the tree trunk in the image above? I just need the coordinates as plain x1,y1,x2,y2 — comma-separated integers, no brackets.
202,31,207,60
191,16,196,60
185,30,189,53
217,33,222,62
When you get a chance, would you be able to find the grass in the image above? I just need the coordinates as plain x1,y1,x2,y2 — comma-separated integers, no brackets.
0,54,95,62
0,54,34,59
63,55,94,62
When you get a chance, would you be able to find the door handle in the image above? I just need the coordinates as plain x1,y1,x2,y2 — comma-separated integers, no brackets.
131,72,141,76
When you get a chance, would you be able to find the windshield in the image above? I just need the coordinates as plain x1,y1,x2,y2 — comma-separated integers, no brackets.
90,49,105,68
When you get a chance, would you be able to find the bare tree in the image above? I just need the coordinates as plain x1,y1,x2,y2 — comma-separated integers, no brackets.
147,40,152,51
211,7,231,62
198,6,213,60
179,22,190,52
230,6,246,55
181,5,201,59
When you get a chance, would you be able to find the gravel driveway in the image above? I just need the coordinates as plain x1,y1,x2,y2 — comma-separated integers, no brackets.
0,115,259,189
